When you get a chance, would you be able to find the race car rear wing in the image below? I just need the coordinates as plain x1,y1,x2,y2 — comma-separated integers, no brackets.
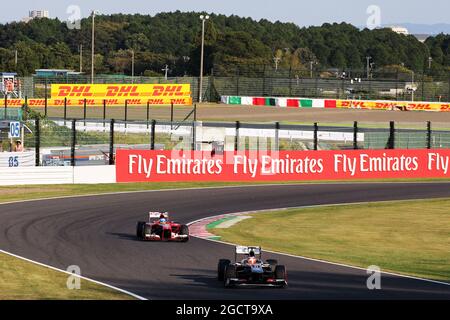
235,246,262,261
149,212,169,221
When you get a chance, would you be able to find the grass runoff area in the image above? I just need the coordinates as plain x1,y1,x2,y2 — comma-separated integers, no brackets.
2,180,450,204
211,198,450,283
0,182,280,203
0,252,133,300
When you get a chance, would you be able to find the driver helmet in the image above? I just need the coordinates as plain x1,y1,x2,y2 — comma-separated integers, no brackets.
159,217,167,224
248,250,257,265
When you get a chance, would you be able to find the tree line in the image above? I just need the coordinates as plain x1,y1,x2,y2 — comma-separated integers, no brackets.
0,11,448,78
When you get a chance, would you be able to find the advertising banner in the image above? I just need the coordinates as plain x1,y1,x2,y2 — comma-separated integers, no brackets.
51,84,191,99
116,149,450,182
336,99,450,112
221,96,450,112
0,152,35,167
3,97,192,107
0,84,193,107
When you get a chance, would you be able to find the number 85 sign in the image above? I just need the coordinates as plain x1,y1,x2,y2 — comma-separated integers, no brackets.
9,121,21,138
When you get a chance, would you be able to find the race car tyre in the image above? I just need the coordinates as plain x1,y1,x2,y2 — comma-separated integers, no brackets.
217,259,231,281
275,265,287,287
180,225,189,242
180,225,189,235
136,221,146,239
224,265,237,288
266,259,278,272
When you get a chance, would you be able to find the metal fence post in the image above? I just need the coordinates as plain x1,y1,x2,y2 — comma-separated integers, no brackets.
235,121,240,151
274,122,280,151
109,119,115,165
150,120,156,150
197,76,201,102
427,121,432,149
44,95,48,117
35,118,40,166
388,121,395,149
64,97,67,122
194,104,197,121
103,99,106,124
353,121,358,150
314,122,318,151
44,79,48,100
124,99,128,126
170,103,174,130
4,96,7,119
83,98,87,125
146,101,150,128
192,120,196,151
71,119,76,166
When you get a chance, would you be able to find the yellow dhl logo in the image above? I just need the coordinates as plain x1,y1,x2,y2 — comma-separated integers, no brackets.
54,85,189,98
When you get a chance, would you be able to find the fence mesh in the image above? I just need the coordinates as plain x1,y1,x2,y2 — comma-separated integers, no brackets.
2,118,450,167
8,66,450,103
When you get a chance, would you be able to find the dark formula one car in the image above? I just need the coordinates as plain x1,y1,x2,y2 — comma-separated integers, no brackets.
217,246,288,288
136,212,189,242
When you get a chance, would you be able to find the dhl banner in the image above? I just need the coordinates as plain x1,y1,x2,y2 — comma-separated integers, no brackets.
51,84,191,99
0,84,193,106
337,100,450,112
116,149,450,182
2,97,192,107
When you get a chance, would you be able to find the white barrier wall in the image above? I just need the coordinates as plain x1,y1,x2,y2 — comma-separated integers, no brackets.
0,152,35,168
0,165,116,186
73,166,116,184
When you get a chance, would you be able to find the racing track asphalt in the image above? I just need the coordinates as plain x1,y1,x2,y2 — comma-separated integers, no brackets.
1,183,450,300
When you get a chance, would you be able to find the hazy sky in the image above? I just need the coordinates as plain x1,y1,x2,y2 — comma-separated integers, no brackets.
1,0,449,26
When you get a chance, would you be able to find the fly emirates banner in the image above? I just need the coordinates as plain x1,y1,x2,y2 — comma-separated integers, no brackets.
116,149,450,182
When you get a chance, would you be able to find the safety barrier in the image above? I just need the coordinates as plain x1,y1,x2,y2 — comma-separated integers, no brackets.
10,118,450,171
221,96,450,112
0,165,115,186
116,150,450,183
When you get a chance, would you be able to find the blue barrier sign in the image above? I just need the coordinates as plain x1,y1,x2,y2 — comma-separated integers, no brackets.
9,121,21,138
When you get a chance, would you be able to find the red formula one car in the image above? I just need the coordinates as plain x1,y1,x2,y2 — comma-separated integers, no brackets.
136,212,189,242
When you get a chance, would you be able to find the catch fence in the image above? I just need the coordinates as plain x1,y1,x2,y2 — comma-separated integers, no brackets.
3,118,449,167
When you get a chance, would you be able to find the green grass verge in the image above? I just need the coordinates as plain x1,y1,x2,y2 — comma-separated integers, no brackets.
211,198,450,282
0,182,271,203
0,252,134,300
1,180,450,204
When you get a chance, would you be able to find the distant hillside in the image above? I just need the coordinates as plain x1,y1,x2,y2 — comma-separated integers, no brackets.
0,11,448,77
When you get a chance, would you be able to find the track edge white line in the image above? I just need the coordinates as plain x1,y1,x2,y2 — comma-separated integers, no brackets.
0,249,148,301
